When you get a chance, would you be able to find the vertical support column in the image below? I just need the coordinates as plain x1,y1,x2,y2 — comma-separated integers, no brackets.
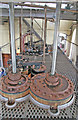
43,7,47,62
0,8,3,67
76,2,78,104
0,48,3,67
76,4,78,116
30,17,33,47
41,19,43,46
9,3,16,73
19,17,22,52
27,27,30,47
20,6,23,53
51,2,61,75
76,2,78,68
76,23,78,96
8,17,11,54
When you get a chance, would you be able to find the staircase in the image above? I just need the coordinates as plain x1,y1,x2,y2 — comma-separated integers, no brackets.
23,18,43,43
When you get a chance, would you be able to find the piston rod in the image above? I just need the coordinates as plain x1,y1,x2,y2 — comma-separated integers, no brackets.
43,7,47,62
51,2,61,75
9,3,16,73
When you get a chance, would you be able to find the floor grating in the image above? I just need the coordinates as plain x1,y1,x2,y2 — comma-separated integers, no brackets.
0,99,77,119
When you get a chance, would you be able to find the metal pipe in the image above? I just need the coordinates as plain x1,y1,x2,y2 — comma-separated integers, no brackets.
9,3,16,73
19,17,22,52
30,4,33,47
0,48,3,67
41,19,44,46
30,17,33,47
20,6,23,53
43,7,47,62
8,17,11,54
51,2,61,75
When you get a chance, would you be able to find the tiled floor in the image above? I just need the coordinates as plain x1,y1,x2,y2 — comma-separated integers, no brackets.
0,49,77,119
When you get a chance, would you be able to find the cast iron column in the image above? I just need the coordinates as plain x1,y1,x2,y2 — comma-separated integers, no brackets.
51,2,61,75
9,3,16,73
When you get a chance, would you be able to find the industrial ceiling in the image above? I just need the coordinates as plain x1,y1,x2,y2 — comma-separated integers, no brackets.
0,0,77,3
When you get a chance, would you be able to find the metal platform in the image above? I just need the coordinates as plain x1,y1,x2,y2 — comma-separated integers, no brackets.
0,49,77,119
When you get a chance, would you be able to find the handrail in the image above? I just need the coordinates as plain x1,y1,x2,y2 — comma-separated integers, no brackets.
34,19,43,31
59,37,78,47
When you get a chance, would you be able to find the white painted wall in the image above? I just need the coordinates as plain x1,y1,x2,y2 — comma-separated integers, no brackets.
69,28,76,65
0,22,10,53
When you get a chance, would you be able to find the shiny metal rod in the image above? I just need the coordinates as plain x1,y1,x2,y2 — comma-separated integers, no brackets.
51,2,61,75
9,3,16,73
30,17,33,47
0,48,3,67
43,7,47,62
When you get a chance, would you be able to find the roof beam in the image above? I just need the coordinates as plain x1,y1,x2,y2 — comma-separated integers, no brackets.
0,8,76,21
